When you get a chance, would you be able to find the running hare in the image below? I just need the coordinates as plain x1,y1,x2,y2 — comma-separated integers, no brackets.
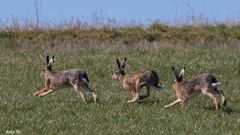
112,58,163,103
33,56,98,103
164,67,227,110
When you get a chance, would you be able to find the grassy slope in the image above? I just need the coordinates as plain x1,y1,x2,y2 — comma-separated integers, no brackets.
0,44,240,134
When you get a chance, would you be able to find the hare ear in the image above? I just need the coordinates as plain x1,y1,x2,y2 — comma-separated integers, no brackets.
179,67,185,77
172,66,178,79
46,56,50,65
116,59,121,70
121,57,127,69
49,56,55,66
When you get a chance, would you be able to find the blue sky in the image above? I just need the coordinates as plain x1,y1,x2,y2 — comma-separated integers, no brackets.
1,0,240,25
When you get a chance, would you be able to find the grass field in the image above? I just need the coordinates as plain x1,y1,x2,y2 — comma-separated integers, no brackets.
0,42,240,134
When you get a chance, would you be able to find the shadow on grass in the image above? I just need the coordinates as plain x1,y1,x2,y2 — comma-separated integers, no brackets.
38,98,95,104
137,98,162,105
221,107,236,114
203,106,236,114
50,98,121,106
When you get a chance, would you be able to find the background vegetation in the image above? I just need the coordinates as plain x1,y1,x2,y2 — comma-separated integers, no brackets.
1,20,240,47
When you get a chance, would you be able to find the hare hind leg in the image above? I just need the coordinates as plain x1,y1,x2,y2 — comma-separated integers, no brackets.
164,98,181,108
210,89,227,106
139,86,150,101
81,83,98,103
79,91,86,104
202,89,220,110
72,84,86,103
38,89,54,97
218,90,227,106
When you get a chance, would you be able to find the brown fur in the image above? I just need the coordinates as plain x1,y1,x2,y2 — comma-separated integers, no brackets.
33,56,98,103
112,58,162,103
164,67,227,110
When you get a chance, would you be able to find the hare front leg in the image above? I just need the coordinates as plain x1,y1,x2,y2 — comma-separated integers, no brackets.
127,80,143,103
33,88,55,97
35,83,54,97
33,80,51,97
33,87,49,97
127,79,146,103
127,91,140,103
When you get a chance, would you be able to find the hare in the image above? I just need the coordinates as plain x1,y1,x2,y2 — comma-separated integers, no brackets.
164,67,227,110
33,56,98,103
112,58,163,103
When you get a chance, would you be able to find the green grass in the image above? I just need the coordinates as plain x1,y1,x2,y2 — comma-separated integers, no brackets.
1,46,240,134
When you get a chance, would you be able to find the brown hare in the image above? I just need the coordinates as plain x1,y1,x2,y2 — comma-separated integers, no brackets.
164,67,227,110
112,58,163,103
33,56,98,103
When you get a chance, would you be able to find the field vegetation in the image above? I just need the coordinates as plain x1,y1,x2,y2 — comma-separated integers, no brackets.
0,19,240,134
